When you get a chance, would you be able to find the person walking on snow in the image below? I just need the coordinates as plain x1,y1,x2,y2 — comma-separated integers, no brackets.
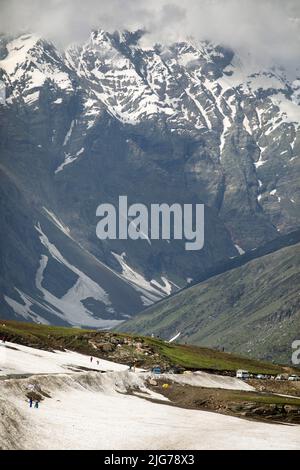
29,398,33,408
90,356,93,363
34,401,39,409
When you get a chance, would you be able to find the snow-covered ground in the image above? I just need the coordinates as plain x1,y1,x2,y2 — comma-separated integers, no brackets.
1,342,300,450
160,371,254,391
0,342,252,390
0,342,128,376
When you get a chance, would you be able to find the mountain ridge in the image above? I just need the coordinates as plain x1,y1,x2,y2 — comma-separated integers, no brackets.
118,239,300,364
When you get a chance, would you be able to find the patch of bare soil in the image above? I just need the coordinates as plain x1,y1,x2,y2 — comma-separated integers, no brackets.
25,384,52,403
247,379,300,397
0,398,28,450
147,379,300,425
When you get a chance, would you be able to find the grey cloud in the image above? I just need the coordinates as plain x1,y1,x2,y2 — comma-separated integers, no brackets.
0,0,299,67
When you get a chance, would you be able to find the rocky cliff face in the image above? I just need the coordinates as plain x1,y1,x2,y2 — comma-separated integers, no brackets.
0,30,299,327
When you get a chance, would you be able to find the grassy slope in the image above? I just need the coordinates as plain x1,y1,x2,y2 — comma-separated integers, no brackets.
118,242,300,365
0,320,294,374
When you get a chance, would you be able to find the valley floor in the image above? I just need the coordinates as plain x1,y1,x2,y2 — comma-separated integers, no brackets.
1,342,300,450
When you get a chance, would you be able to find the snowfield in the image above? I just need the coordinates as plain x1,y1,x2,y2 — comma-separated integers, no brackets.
1,342,300,450
0,342,128,377
159,371,254,391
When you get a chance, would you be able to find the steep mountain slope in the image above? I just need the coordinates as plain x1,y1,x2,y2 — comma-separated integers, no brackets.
0,192,157,328
0,30,300,326
118,241,300,364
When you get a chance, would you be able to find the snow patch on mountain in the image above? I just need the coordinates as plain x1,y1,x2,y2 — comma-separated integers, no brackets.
0,34,73,102
43,208,71,238
0,34,40,76
111,252,171,305
32,223,121,328
63,120,75,146
234,244,245,255
150,277,179,296
55,149,84,174
4,288,50,325
271,93,300,127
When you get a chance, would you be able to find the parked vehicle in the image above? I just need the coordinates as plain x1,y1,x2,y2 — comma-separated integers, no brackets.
167,366,185,374
275,374,288,381
256,374,265,379
236,369,249,379
288,375,300,381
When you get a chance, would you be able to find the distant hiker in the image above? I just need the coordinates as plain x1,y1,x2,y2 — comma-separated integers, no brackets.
29,398,33,408
34,401,39,409
96,360,99,366
90,356,93,363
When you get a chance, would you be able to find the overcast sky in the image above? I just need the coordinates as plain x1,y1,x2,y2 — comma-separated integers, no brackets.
0,0,299,67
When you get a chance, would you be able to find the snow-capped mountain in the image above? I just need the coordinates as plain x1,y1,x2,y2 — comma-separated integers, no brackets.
0,30,299,327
